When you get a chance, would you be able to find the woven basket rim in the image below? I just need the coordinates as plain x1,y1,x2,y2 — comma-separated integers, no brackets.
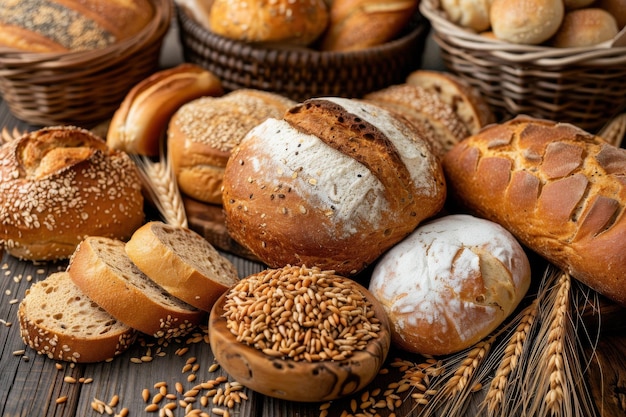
178,5,428,61
420,0,626,66
0,0,172,69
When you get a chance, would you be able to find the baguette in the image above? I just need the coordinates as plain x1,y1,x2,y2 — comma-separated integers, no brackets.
125,221,239,312
107,63,223,157
443,116,626,306
68,236,205,338
18,272,136,363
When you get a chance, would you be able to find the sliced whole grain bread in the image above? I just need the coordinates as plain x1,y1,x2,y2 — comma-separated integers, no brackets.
18,271,136,363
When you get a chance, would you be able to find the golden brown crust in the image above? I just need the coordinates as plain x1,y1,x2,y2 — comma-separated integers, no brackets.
107,63,224,157
443,116,626,306
208,0,329,46
0,126,144,261
319,0,419,51
490,0,564,44
551,8,619,48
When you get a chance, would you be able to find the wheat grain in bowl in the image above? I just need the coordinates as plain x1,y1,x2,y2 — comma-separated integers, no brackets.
209,265,391,402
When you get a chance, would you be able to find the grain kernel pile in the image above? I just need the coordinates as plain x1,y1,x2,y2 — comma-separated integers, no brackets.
222,266,382,362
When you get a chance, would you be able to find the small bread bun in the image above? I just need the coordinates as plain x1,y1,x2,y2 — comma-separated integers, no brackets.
68,236,204,339
222,97,446,276
208,0,329,46
551,8,619,47
168,89,295,205
368,214,531,355
0,126,144,261
125,221,240,312
490,0,564,44
319,0,419,51
597,0,626,29
18,272,137,363
440,0,494,32
563,0,595,9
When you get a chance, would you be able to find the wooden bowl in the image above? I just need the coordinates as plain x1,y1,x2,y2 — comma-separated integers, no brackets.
208,267,391,402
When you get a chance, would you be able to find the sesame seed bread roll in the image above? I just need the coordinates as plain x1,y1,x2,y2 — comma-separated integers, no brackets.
443,116,626,306
0,126,144,261
18,272,137,363
365,83,470,158
369,214,531,355
168,89,295,205
68,236,204,339
490,0,564,45
125,221,240,312
208,0,329,46
222,97,446,276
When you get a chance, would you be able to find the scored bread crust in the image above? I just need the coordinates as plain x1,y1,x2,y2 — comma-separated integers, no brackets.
125,221,240,312
18,272,137,363
443,116,626,306
68,236,204,338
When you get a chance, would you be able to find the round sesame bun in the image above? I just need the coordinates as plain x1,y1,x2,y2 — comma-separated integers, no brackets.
551,8,619,48
208,0,329,46
490,0,564,45
0,126,145,261
168,89,295,205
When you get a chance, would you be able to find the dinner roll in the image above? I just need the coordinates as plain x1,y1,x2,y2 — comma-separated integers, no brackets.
368,214,531,355
222,97,446,276
551,8,619,47
440,0,494,32
208,0,329,46
0,126,144,261
597,0,626,29
490,0,564,44
168,89,295,205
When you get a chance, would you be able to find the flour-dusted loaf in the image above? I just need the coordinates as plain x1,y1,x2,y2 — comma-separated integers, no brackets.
0,126,144,261
168,89,295,204
125,221,240,312
68,236,204,338
369,214,531,355
222,97,446,276
0,0,154,52
18,272,137,363
443,116,626,306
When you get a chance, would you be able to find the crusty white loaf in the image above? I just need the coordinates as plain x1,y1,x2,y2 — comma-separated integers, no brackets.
369,214,531,355
0,126,144,261
68,236,205,338
168,89,295,204
222,97,446,276
125,221,240,312
443,116,626,306
18,272,137,363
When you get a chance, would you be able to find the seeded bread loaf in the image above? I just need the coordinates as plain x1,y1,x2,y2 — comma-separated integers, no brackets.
68,236,204,338
18,272,137,363
0,126,144,261
0,0,154,52
443,116,626,306
168,89,295,204
369,214,531,355
222,97,446,276
125,221,240,312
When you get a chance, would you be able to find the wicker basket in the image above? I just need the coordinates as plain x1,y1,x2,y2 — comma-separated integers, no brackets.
0,0,172,128
176,6,430,102
420,0,626,132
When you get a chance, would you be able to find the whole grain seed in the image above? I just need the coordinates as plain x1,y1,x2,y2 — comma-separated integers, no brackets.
142,388,150,403
145,403,159,412
56,396,68,404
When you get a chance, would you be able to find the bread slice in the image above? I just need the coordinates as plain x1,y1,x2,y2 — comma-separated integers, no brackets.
125,221,239,312
67,236,204,339
18,271,136,363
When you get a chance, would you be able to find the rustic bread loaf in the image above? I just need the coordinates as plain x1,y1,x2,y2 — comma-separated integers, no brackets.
551,8,619,47
405,70,495,135
208,0,329,46
365,83,470,158
490,0,564,44
107,64,224,157
18,271,137,363
369,214,531,355
0,126,144,261
0,0,154,52
125,221,240,312
443,116,626,306
222,97,446,276
68,236,204,338
168,89,295,204
319,0,419,51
